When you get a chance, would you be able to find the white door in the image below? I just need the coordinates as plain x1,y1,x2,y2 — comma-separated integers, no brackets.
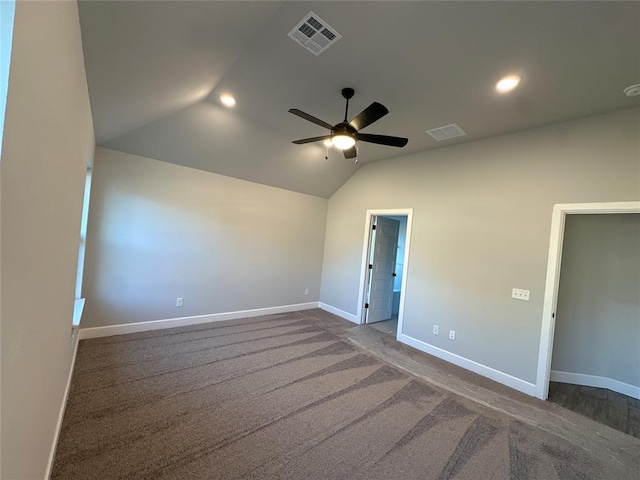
365,216,400,323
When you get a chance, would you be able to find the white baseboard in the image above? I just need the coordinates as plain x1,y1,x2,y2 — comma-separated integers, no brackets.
45,329,80,479
398,333,537,397
319,302,359,324
78,302,320,340
550,370,640,400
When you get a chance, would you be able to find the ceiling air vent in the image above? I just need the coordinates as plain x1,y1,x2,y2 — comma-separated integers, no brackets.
288,11,341,56
426,123,467,141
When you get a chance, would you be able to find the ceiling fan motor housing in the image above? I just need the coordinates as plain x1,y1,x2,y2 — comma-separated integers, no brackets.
342,87,355,100
331,122,357,149
332,122,357,137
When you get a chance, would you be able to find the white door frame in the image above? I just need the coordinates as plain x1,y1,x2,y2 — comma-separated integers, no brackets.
535,201,640,400
356,209,414,338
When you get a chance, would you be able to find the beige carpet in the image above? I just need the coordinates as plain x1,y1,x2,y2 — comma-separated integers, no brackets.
53,309,631,479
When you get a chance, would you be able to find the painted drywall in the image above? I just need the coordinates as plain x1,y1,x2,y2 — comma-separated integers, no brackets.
104,101,359,198
320,107,640,385
82,147,327,328
552,214,640,387
0,2,95,478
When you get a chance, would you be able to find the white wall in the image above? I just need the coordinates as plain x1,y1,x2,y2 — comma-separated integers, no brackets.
0,2,95,478
552,214,640,387
320,107,640,388
82,147,328,328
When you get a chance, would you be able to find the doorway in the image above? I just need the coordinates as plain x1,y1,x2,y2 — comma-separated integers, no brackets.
546,212,639,438
356,209,413,339
536,201,640,401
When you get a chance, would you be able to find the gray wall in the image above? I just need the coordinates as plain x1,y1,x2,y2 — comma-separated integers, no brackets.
0,2,95,478
320,107,640,384
552,214,640,387
82,147,328,328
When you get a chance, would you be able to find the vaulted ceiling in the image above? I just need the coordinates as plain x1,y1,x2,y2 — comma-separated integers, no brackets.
78,1,640,198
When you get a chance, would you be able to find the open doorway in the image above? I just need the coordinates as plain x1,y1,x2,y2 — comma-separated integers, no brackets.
536,202,640,438
547,213,639,437
537,202,640,399
356,209,413,339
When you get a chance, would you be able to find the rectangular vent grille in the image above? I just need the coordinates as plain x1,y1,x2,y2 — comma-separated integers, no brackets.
288,11,341,56
426,123,467,141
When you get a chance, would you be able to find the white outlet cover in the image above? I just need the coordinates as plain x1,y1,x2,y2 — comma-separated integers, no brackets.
449,330,456,340
511,288,530,301
433,325,439,335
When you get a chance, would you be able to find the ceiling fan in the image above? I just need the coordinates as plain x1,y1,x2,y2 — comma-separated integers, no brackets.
289,88,408,161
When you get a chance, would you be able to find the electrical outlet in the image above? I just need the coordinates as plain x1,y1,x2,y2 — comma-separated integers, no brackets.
304,288,309,296
433,325,439,335
176,297,183,307
511,288,530,301
449,330,456,340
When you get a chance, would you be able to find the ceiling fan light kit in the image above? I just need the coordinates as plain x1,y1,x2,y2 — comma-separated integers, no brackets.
289,87,408,162
332,134,356,150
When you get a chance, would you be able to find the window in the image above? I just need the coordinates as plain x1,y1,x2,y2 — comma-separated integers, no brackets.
0,0,16,157
73,166,92,326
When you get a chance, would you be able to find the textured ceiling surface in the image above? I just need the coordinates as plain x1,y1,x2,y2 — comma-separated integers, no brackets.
79,1,640,198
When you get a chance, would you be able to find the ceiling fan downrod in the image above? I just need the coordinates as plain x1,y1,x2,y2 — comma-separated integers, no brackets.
342,87,355,122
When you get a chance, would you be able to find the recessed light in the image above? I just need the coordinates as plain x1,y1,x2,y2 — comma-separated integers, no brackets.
496,75,521,93
623,84,640,97
219,94,236,107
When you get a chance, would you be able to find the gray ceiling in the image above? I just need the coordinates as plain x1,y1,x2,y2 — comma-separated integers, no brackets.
78,1,640,198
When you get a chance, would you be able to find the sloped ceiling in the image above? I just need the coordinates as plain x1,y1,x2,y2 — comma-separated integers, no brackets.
79,1,640,198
